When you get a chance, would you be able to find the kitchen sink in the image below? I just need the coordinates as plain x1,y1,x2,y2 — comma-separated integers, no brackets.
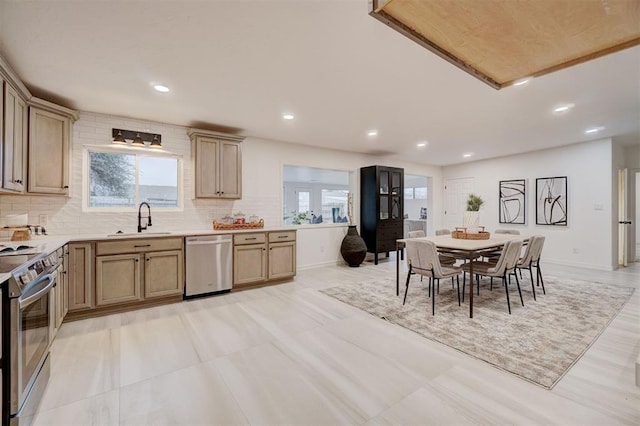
106,232,172,238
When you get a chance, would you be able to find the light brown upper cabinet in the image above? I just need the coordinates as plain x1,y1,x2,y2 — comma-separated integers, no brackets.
188,128,244,199
27,98,77,195
2,81,28,193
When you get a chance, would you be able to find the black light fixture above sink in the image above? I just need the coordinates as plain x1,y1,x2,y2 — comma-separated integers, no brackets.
112,128,162,148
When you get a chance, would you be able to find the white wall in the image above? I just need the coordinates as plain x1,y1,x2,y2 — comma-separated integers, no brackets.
243,137,443,268
443,139,615,270
0,111,443,269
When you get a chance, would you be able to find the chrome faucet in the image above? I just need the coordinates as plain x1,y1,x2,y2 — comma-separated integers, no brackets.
138,202,152,233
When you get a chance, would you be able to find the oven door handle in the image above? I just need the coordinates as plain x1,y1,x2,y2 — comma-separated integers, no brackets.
19,274,55,309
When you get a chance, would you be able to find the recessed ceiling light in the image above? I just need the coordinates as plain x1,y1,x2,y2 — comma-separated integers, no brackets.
553,103,574,113
367,130,378,137
282,113,295,120
153,84,170,93
585,126,605,134
417,142,427,147
513,78,531,86
463,152,474,158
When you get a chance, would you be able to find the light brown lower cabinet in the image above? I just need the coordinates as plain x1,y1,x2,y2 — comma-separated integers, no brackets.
95,244,184,306
234,231,296,287
52,245,68,338
268,240,296,280
233,243,267,285
144,250,184,298
66,237,184,320
95,253,141,306
68,242,94,312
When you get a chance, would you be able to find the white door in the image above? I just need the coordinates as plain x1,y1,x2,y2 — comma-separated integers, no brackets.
444,177,474,230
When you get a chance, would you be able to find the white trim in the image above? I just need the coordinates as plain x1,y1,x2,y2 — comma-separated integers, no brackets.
297,260,346,270
294,223,349,230
83,143,182,158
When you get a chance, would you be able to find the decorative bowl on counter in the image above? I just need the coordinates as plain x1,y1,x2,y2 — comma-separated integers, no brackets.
213,219,264,230
451,226,490,240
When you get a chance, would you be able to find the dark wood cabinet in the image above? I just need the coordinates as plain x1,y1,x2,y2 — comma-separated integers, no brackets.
360,165,404,264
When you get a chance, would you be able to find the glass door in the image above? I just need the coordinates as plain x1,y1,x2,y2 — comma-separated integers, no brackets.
391,170,402,219
379,170,389,220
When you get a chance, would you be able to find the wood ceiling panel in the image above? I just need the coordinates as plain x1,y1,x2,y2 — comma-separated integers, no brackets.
371,0,640,88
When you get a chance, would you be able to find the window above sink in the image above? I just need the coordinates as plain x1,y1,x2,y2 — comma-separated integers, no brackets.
83,146,183,212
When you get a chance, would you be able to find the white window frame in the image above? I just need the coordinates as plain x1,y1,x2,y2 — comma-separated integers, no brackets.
82,145,184,212
282,165,353,226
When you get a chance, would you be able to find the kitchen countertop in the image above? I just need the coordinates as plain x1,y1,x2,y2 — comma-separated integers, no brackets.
61,225,298,241
0,226,298,283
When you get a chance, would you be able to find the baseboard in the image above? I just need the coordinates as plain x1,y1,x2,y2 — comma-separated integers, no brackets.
297,259,345,270
542,259,615,271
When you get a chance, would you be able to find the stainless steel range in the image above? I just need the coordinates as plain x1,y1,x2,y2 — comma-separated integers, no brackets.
1,249,61,425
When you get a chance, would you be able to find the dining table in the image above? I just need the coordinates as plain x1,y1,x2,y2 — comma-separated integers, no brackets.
395,233,529,318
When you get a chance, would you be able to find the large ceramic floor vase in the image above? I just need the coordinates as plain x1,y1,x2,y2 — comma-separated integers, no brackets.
340,225,367,267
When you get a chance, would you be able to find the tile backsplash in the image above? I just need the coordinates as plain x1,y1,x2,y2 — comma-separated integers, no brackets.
0,111,281,236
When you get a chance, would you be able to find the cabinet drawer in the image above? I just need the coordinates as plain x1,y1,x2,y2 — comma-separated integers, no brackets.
268,231,296,243
377,239,398,252
234,232,266,245
377,227,403,240
96,237,183,255
377,219,403,229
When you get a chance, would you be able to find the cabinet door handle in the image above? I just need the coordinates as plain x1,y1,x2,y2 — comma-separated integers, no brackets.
245,237,257,241
134,244,151,248
146,258,150,262
135,259,139,263
278,235,288,239
63,185,69,189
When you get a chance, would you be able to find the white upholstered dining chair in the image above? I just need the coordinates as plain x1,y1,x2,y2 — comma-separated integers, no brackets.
408,230,456,266
403,239,462,315
516,235,546,297
461,239,524,315
407,230,425,239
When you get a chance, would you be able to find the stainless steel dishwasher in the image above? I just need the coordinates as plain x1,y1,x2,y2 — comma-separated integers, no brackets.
185,235,233,298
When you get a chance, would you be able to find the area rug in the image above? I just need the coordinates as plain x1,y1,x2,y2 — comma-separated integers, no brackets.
319,275,634,389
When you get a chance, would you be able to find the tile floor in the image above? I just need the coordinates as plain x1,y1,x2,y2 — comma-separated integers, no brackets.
30,257,640,425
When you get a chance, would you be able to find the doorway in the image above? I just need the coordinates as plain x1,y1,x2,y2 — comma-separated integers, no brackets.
444,177,474,231
404,174,429,236
618,168,639,266
636,171,640,261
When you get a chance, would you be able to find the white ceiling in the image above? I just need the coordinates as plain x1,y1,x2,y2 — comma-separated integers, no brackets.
1,0,638,166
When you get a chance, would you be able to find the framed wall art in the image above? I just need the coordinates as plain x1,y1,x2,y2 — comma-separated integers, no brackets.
499,179,526,224
536,176,567,226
